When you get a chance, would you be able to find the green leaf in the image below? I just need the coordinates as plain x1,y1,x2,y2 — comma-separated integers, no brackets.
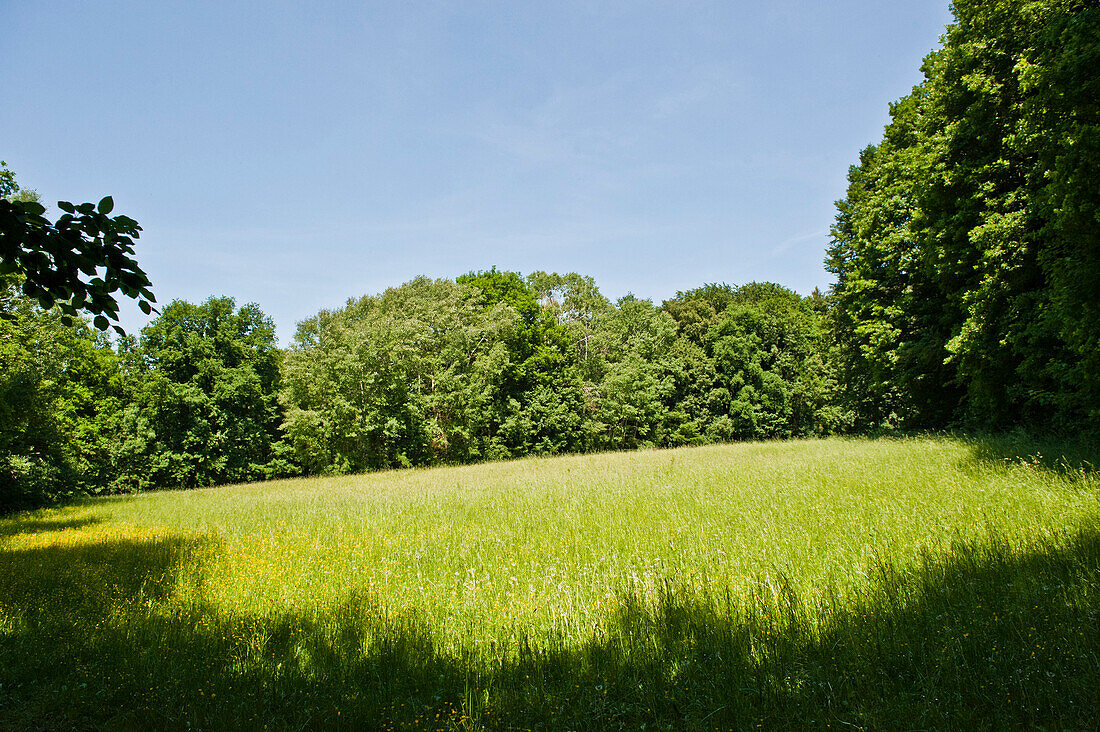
58,201,75,214
139,300,152,315
97,196,114,215
93,315,109,331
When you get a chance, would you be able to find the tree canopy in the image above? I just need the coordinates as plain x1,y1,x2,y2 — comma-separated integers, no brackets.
827,0,1100,430
0,162,155,333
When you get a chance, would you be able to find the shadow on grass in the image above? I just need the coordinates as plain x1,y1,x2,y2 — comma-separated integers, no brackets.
1,523,1098,730
0,514,102,539
959,432,1099,477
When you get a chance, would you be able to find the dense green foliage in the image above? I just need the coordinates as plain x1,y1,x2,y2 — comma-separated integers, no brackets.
0,284,127,508
2,270,836,508
0,286,290,510
113,298,291,490
828,0,1100,430
280,273,839,476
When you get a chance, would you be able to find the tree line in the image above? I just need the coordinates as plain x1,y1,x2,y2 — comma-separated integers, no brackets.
0,270,842,510
2,0,1096,510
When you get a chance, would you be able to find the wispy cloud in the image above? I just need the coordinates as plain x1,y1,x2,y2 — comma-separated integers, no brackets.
651,65,738,119
771,228,828,255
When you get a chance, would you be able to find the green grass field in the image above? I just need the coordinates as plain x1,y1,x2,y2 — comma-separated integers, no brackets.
1,435,1098,730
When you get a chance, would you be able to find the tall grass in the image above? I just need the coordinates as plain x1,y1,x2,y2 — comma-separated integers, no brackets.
1,435,1097,729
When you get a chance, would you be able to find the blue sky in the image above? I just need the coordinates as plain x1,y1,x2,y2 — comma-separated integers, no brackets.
2,1,952,343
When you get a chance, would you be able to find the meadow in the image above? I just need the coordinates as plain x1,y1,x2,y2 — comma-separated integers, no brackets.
1,435,1098,730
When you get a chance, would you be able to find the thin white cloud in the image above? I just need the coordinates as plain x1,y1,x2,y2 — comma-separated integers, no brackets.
771,228,829,255
651,65,738,119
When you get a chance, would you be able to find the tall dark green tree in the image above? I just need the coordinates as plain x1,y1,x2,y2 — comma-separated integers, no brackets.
828,0,1099,430
281,278,518,472
708,284,838,439
0,280,127,510
114,297,290,489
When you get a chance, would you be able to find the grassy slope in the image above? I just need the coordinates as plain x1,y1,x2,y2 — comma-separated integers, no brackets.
1,435,1097,730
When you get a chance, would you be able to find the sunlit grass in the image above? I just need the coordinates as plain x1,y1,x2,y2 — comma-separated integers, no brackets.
2,435,1098,729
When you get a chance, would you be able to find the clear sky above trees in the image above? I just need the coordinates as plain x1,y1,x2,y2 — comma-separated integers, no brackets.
0,1,952,344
